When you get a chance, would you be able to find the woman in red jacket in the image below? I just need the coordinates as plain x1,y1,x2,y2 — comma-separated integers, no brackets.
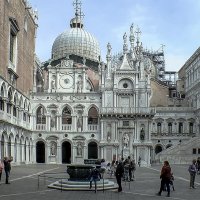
157,160,171,197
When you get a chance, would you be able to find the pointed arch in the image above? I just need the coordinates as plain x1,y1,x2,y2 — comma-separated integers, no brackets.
0,83,6,111
36,105,46,130
62,106,72,124
88,106,98,124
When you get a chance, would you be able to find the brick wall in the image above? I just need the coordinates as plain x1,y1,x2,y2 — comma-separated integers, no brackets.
0,0,36,96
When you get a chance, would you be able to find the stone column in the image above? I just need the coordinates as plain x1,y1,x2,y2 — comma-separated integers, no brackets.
72,115,77,131
100,120,104,141
46,114,51,131
57,115,61,131
82,115,88,131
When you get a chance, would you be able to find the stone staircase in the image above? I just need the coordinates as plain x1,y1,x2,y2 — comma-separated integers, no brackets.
48,179,118,191
155,137,200,164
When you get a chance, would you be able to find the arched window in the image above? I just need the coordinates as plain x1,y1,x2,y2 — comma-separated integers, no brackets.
62,107,72,124
13,94,17,117
36,106,46,124
157,123,161,133
168,123,172,134
178,122,183,134
0,86,5,111
88,107,98,124
23,101,27,121
189,123,193,134
7,89,12,114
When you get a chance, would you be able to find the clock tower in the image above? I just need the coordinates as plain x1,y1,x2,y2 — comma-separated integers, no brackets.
47,56,92,94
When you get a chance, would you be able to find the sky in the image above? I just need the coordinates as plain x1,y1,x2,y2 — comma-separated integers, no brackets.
29,0,200,71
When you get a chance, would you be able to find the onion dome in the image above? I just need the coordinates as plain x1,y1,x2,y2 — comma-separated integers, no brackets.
51,15,101,62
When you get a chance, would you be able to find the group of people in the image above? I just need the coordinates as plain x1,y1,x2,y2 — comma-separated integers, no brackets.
157,158,200,198
109,156,137,192
0,156,13,184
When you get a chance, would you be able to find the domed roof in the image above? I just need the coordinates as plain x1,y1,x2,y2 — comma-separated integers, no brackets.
51,17,101,62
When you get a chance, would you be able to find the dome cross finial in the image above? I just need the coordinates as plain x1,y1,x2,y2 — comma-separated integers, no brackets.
71,0,84,28
73,0,84,19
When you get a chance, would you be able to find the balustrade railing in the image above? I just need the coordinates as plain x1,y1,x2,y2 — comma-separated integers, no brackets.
36,124,46,130
88,124,98,131
151,132,195,137
100,107,155,115
62,124,72,131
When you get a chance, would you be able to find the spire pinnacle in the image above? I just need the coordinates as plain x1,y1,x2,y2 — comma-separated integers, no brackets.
123,32,128,54
71,0,85,28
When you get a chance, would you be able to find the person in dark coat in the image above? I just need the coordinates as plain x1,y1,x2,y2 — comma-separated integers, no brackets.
116,160,124,192
157,160,171,197
3,156,13,184
89,167,101,193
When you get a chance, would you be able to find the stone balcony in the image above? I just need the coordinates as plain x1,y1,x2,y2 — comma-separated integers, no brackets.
151,131,195,138
100,107,156,117
0,110,31,130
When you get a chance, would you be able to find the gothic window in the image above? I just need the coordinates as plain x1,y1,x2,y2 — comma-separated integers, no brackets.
36,106,46,124
13,95,17,117
0,97,4,111
178,122,183,134
88,107,98,124
168,123,172,134
7,89,12,114
157,123,162,133
0,86,5,111
189,123,193,134
62,107,72,124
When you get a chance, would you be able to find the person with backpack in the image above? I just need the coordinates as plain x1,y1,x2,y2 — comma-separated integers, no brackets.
89,167,101,193
157,160,172,197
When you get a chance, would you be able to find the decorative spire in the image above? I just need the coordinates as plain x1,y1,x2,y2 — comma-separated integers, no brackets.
106,42,112,79
71,0,85,28
135,26,141,53
106,42,112,60
123,32,128,54
129,23,135,48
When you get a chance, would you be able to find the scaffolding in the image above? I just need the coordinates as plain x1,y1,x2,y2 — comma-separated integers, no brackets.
143,45,165,80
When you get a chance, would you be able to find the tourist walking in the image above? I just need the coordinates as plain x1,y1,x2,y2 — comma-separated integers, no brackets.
89,167,101,193
188,159,197,189
0,159,4,183
157,160,171,197
3,156,13,184
138,156,141,167
115,160,124,192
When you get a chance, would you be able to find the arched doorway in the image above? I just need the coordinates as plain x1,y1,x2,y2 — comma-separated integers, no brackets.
155,145,163,154
88,142,98,159
62,141,71,163
36,141,45,163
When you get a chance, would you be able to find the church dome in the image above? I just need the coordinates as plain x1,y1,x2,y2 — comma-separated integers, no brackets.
51,17,101,62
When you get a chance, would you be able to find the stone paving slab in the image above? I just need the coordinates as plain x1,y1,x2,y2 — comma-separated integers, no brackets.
0,164,199,200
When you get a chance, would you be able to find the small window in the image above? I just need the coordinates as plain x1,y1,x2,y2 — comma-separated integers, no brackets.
193,148,197,154
198,148,200,154
123,121,129,126
123,83,128,88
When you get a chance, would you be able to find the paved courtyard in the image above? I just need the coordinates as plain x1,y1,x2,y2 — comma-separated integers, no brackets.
0,163,200,200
